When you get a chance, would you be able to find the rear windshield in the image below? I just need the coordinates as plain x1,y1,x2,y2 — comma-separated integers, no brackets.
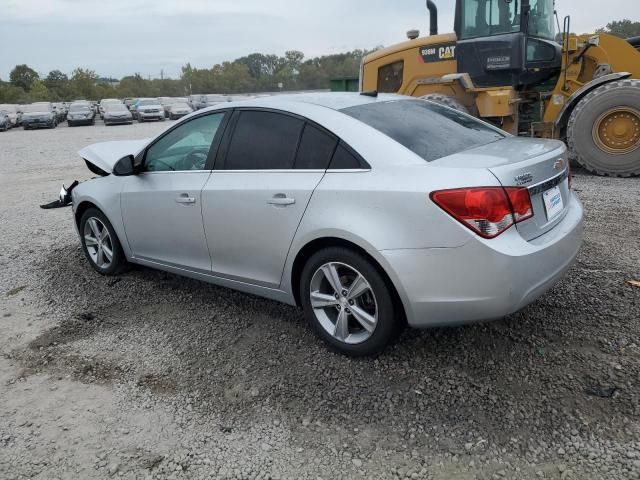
340,100,505,162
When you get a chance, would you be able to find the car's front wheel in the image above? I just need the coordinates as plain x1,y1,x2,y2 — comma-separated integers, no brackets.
79,208,126,275
300,247,401,356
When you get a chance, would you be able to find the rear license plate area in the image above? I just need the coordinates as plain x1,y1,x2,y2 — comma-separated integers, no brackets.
542,186,563,220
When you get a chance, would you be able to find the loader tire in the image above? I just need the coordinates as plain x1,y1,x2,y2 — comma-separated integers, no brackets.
420,93,470,114
567,79,640,177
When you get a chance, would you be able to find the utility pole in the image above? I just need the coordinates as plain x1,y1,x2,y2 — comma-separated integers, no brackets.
161,69,164,80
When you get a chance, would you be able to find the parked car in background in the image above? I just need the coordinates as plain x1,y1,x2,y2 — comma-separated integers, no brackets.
135,98,164,122
67,102,96,126
52,103,67,122
123,98,136,109
0,104,19,127
202,94,231,109
168,102,193,120
21,103,57,129
99,99,122,119
66,93,583,356
188,94,206,110
161,97,188,118
103,103,133,125
0,111,10,131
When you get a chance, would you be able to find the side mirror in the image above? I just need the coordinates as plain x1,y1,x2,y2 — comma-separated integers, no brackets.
113,154,137,176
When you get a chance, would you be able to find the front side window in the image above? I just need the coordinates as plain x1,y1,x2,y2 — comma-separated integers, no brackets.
460,0,521,39
144,113,225,172
341,100,505,163
223,111,304,170
377,61,404,93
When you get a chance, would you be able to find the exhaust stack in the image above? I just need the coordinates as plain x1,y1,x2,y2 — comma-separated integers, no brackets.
427,0,438,36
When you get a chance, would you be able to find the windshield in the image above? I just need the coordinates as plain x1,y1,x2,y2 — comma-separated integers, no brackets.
341,100,505,163
527,0,555,39
138,99,159,106
23,104,50,113
172,103,190,109
105,103,127,112
70,104,90,112
460,0,555,40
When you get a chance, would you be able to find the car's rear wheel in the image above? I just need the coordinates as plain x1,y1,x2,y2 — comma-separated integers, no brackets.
79,208,126,275
300,247,400,356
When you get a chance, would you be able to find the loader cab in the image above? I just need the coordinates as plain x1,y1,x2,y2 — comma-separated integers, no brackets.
454,0,562,87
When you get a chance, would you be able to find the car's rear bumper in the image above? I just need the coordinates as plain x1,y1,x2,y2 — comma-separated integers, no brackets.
380,192,584,328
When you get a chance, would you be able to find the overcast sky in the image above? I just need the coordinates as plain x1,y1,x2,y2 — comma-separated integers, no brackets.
1,0,638,80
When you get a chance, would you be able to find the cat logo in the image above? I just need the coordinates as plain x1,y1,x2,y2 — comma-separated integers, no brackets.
420,42,457,63
439,45,456,60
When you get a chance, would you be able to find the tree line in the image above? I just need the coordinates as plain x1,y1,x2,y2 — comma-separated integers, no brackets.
0,49,368,104
1,18,637,105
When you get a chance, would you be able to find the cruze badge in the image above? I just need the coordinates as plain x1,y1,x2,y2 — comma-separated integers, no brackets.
554,159,566,170
514,173,533,186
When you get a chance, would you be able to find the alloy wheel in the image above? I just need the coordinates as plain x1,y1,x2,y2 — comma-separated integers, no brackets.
83,217,114,269
309,262,378,345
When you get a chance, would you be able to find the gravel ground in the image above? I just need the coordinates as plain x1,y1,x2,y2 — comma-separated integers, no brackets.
0,120,639,480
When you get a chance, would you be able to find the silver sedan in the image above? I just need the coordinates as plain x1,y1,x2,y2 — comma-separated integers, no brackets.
68,93,583,356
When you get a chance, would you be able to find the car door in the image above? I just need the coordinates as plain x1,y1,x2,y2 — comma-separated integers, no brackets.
202,109,339,288
120,111,228,272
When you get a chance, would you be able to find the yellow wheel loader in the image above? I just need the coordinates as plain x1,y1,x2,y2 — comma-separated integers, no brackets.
360,0,640,176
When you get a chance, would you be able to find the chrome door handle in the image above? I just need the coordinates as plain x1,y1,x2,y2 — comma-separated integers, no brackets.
175,194,196,204
267,194,295,206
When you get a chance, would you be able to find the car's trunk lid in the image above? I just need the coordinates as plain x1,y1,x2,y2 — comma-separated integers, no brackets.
430,137,571,241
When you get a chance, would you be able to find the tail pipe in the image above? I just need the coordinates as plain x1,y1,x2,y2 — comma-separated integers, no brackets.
427,0,438,36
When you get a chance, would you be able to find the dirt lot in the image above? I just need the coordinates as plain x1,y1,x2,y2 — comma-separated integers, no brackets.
0,120,639,480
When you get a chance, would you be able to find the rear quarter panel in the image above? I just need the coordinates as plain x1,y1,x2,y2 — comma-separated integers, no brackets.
281,163,501,295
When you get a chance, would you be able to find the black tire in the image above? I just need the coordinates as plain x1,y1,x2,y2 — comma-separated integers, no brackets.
420,93,470,114
300,247,401,357
567,79,640,177
138,117,144,123
67,121,73,127
79,208,126,276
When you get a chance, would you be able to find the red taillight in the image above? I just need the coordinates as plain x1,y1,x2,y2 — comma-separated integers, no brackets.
431,187,533,239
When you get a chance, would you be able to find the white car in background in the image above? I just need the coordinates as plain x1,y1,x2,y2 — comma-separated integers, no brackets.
161,97,189,118
99,99,122,119
168,102,193,120
135,98,165,122
0,104,20,127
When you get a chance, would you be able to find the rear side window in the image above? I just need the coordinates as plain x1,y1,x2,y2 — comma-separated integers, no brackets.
377,61,404,93
341,100,505,162
224,111,304,170
294,124,338,169
329,143,364,169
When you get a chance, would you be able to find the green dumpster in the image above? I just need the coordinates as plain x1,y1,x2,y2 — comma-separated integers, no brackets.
330,78,360,92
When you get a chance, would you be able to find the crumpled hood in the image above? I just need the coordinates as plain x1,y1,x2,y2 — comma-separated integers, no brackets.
79,139,150,174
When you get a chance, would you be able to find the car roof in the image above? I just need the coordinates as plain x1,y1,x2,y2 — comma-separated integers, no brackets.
213,92,409,112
